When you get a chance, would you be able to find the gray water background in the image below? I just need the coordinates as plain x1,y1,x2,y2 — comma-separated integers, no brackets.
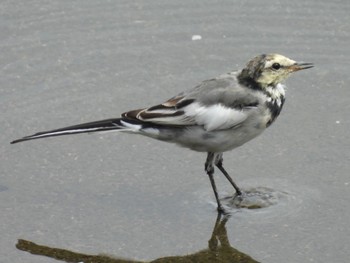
1,1,350,262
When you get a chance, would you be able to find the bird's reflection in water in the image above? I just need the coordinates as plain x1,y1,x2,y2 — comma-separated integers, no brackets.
16,214,259,263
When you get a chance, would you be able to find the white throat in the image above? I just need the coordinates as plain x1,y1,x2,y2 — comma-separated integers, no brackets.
265,83,286,100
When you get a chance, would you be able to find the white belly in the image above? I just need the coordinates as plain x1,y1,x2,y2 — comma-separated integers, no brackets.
175,124,265,152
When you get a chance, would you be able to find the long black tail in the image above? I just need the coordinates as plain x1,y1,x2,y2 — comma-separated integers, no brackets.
10,118,130,144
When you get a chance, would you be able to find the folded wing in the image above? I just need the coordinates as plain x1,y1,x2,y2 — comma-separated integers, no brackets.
122,78,259,131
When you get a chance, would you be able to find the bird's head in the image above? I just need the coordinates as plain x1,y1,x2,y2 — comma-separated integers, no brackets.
239,54,313,88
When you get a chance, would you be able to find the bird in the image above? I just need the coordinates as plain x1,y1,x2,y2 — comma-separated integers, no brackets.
11,54,313,212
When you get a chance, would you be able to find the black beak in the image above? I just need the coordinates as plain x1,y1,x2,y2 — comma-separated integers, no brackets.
290,62,314,72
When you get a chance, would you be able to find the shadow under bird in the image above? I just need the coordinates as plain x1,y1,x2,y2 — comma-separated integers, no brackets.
11,54,313,213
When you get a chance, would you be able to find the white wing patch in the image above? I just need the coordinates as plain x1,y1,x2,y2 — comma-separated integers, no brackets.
135,101,254,132
184,102,249,131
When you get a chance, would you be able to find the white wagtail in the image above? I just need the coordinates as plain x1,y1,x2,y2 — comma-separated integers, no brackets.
11,54,313,212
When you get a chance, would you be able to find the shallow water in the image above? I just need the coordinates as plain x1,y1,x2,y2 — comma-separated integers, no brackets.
1,1,350,263
225,187,288,210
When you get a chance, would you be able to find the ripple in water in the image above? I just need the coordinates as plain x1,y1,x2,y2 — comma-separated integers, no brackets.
222,187,288,210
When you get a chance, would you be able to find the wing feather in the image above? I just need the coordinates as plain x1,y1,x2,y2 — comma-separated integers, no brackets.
122,74,260,131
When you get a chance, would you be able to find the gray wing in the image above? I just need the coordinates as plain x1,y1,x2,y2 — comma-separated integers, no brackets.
122,73,260,131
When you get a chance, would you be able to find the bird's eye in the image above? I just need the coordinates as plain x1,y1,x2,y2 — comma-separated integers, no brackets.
272,63,281,70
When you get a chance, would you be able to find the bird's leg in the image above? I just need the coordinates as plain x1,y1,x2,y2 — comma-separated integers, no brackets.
215,154,243,196
205,152,224,213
